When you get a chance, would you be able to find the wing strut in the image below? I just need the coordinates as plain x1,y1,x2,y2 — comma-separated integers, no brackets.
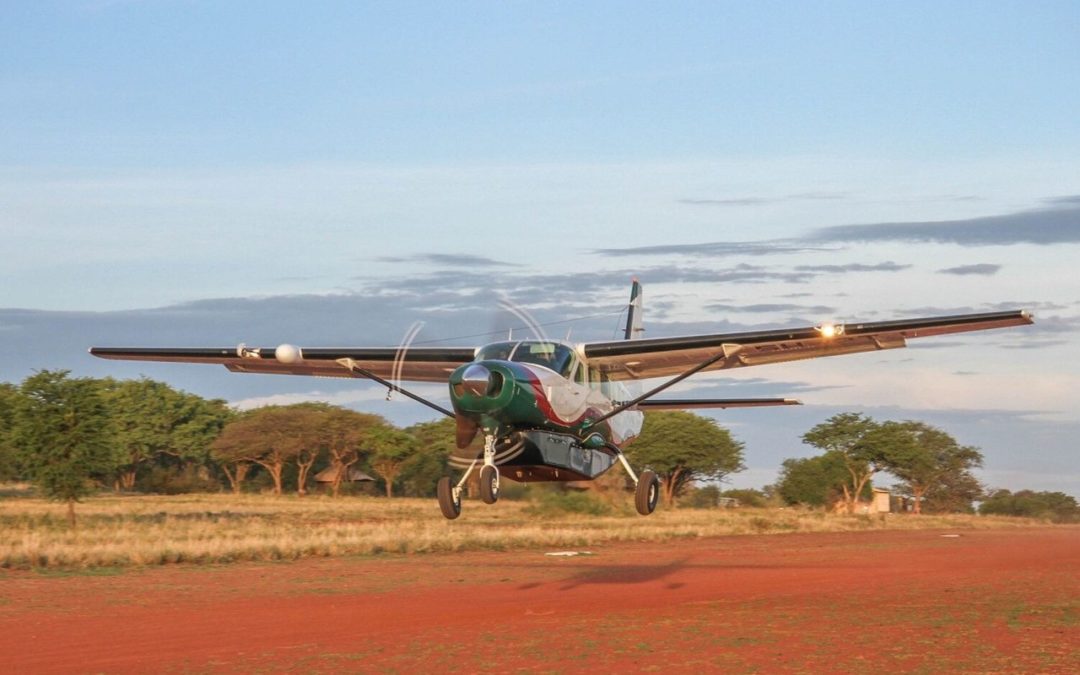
336,358,455,418
586,346,748,427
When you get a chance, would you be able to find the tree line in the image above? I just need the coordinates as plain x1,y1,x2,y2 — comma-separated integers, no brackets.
2,372,1075,524
0,371,457,523
772,412,1077,521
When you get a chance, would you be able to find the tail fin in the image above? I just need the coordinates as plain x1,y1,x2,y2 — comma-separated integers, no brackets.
623,279,644,340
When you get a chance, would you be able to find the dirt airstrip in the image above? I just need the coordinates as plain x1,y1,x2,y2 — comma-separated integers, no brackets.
2,527,1077,673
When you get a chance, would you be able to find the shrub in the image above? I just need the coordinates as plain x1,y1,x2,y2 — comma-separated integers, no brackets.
525,486,611,516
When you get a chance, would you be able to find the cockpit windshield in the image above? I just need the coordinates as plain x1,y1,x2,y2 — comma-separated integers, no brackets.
475,341,576,378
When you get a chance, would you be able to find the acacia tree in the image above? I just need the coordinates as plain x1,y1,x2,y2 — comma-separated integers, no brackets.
321,408,385,497
210,407,299,494
624,411,745,507
14,371,117,526
920,467,984,514
209,431,253,494
883,421,983,515
367,426,418,498
280,404,333,496
802,413,894,514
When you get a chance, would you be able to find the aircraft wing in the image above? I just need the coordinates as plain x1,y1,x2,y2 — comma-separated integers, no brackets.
582,310,1033,381
89,345,477,383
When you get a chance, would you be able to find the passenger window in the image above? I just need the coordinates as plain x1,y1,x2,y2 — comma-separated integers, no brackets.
589,367,604,392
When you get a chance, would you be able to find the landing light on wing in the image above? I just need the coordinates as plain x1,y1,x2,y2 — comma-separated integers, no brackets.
816,322,844,339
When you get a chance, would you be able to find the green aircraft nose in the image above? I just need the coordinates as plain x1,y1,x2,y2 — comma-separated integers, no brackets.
449,361,513,413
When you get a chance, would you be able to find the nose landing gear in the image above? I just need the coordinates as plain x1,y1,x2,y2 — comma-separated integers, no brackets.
438,434,501,519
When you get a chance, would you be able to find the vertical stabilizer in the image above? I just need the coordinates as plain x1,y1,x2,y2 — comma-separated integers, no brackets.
623,279,644,340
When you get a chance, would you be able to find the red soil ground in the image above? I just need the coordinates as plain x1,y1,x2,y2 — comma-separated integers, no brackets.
2,527,1077,673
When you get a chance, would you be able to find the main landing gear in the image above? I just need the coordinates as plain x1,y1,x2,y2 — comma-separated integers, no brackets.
613,449,659,516
437,434,661,519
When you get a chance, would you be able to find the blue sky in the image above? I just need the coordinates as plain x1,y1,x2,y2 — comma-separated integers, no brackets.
3,1,1079,494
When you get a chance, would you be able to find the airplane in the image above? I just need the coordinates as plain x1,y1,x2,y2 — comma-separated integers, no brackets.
91,280,1033,519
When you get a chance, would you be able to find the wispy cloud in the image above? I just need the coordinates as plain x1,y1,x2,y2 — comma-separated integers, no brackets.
677,192,846,206
596,198,1080,259
706,302,837,314
592,240,829,258
377,253,517,268
811,201,1080,246
938,263,1001,276
794,261,910,273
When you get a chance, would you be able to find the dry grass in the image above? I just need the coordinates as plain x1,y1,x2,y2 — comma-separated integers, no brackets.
0,492,1050,570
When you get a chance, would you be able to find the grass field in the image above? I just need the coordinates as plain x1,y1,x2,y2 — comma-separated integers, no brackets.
0,491,1051,570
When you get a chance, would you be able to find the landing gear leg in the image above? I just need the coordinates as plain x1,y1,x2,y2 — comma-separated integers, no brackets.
479,435,500,505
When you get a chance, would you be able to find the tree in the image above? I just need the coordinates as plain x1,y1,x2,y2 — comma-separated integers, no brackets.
272,403,341,496
777,451,862,507
101,378,230,491
920,468,984,514
209,432,253,494
623,411,745,507
401,418,456,497
211,407,299,495
14,371,117,526
883,421,983,514
980,489,1080,523
802,413,892,514
321,408,385,497
367,426,418,498
0,382,22,480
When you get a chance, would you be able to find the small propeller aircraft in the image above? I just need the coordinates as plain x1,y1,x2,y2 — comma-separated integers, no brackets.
91,280,1033,519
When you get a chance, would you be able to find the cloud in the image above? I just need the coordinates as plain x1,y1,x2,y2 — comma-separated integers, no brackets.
794,261,910,273
595,198,1080,261
705,303,837,314
938,263,1001,276
377,253,516,268
677,192,846,206
810,202,1080,246
1045,195,1080,206
678,198,774,206
591,240,829,258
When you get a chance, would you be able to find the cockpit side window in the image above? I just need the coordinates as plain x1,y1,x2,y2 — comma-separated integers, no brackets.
475,341,516,362
572,359,586,385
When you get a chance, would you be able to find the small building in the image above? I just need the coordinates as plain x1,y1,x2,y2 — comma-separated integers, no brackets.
872,488,891,513
313,466,375,484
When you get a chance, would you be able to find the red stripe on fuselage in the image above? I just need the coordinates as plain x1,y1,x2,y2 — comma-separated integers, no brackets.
518,368,601,428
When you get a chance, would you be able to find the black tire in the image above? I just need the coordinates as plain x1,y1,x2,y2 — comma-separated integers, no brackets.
437,476,461,520
635,470,659,515
479,465,500,505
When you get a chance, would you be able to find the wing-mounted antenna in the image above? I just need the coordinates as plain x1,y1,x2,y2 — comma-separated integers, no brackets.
624,278,644,340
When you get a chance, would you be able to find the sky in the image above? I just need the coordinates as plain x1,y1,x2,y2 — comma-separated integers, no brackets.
2,1,1079,495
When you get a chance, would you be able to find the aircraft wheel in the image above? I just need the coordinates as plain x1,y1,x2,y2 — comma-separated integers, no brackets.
479,465,500,505
437,476,461,520
635,470,659,515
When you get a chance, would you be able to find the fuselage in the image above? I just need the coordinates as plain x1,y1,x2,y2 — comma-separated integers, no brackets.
447,340,643,479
